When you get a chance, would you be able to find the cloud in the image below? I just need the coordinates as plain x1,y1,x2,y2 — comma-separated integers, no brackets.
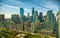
0,3,19,9
0,3,32,17
0,0,59,18
0,3,19,13
43,2,58,10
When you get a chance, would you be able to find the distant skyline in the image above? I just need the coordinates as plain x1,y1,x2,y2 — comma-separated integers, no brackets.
0,0,60,18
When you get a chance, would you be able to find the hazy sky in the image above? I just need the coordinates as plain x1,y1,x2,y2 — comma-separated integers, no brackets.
0,0,60,18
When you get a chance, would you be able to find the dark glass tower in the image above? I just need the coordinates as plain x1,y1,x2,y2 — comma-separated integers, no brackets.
20,8,24,17
20,8,24,22
32,7,34,15
38,12,44,22
31,7,35,22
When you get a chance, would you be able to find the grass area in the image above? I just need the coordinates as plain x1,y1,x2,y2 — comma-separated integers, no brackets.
0,28,56,38
24,34,41,38
0,28,41,38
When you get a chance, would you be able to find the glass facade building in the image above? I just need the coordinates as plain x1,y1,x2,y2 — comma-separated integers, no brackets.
20,8,24,17
20,8,24,22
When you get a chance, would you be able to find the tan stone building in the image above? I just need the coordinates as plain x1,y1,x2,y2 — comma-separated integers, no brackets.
31,16,42,33
24,22,31,32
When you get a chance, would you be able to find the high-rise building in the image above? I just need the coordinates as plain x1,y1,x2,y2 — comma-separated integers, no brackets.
27,13,29,18
43,15,47,29
31,7,35,22
44,10,54,32
32,9,38,22
20,8,24,22
11,14,20,23
38,12,44,22
47,10,54,31
27,13,29,20
35,15,42,33
27,13,31,22
31,15,42,33
57,11,60,38
20,8,24,17
35,11,38,16
0,14,4,28
51,13,58,38
0,14,4,21
32,7,34,15
34,11,38,22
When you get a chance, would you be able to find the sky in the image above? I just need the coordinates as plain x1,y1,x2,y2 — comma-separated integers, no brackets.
0,0,60,18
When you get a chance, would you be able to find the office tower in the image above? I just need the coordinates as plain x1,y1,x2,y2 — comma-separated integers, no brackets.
57,11,60,38
35,15,42,33
27,13,29,18
0,14,4,21
34,16,39,33
52,14,58,38
32,7,34,15
44,10,54,33
27,13,31,22
31,22,35,32
27,13,29,20
46,10,54,32
31,15,42,33
31,7,35,22
11,14,20,23
29,16,32,22
20,8,24,22
35,11,38,16
20,8,24,17
34,11,38,22
43,15,47,29
47,10,53,29
52,14,56,34
52,17,59,38
0,14,4,28
38,12,44,22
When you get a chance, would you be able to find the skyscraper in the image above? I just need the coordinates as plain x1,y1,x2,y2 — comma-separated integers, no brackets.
57,11,60,38
27,13,29,20
35,11,38,16
43,15,47,29
32,7,34,15
0,14,4,28
46,10,54,32
34,11,38,21
31,15,42,33
31,7,35,22
20,8,24,17
27,13,29,18
27,13,30,22
38,12,44,22
20,8,24,22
